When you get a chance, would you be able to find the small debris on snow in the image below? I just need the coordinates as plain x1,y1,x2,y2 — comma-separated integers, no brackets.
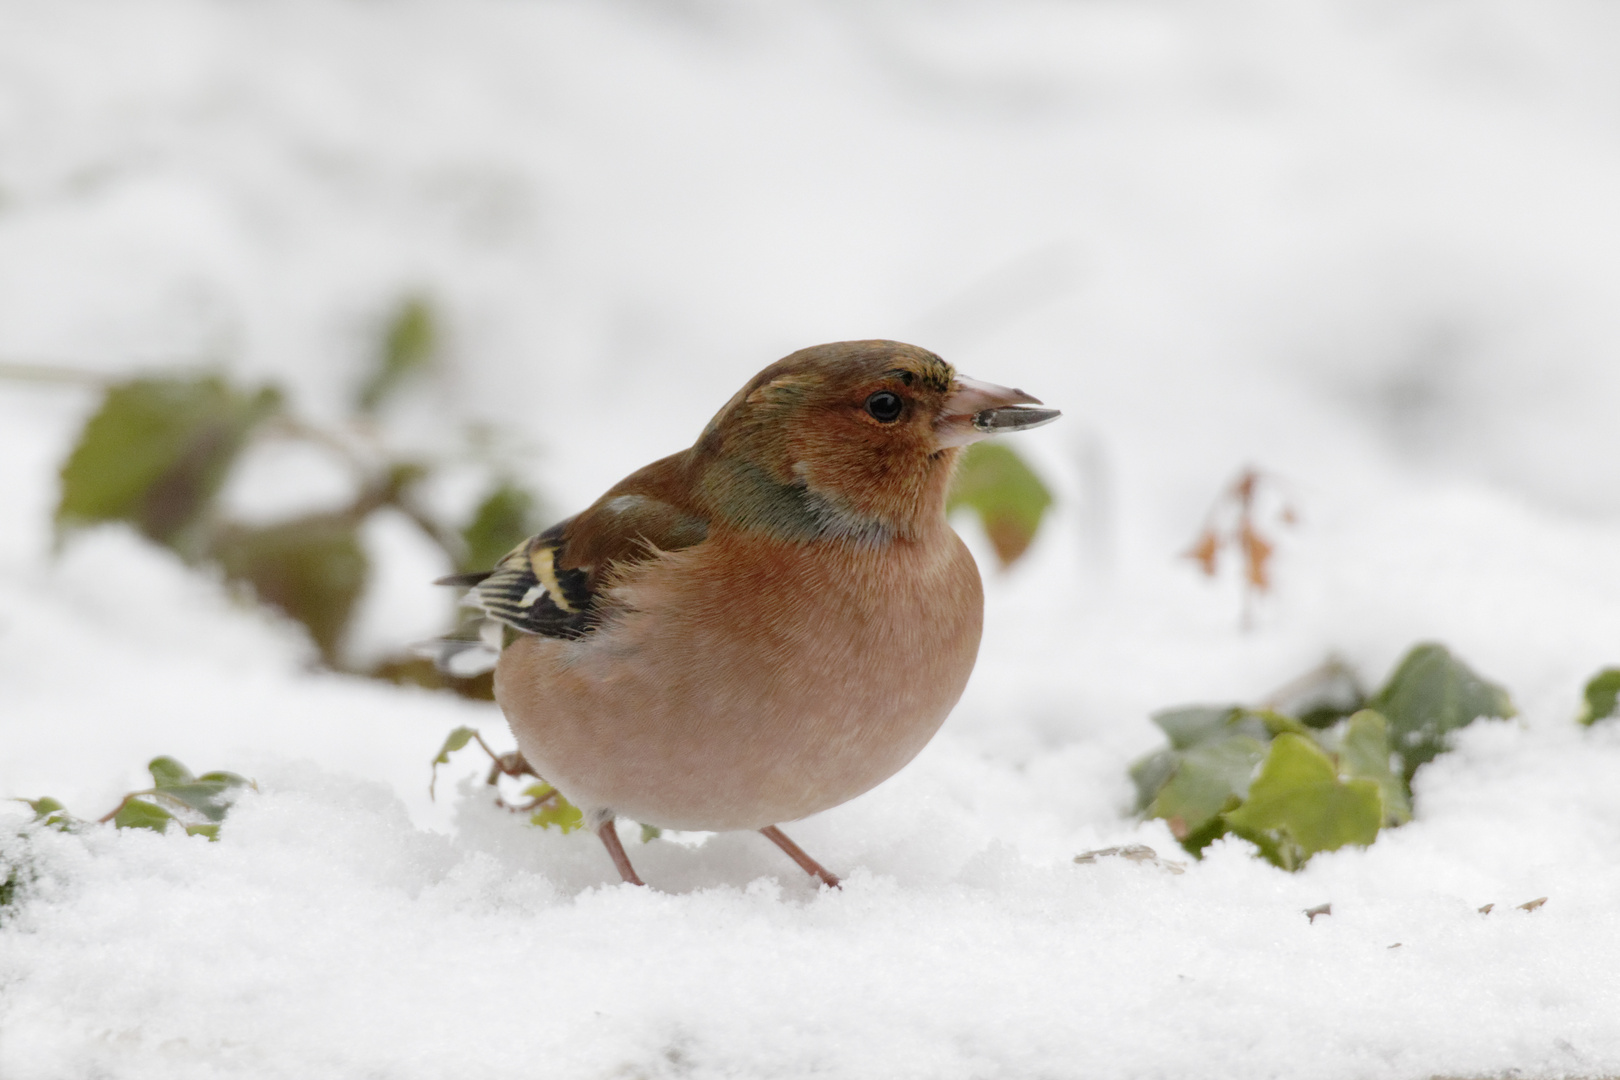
1073,844,1185,874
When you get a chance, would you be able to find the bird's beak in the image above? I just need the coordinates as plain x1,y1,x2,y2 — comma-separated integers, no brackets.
935,375,1061,449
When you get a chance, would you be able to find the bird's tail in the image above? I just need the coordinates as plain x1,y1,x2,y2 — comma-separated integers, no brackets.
410,615,503,676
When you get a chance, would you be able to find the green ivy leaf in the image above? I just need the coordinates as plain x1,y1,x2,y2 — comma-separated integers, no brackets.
433,727,478,766
1151,705,1248,750
113,798,175,833
147,756,195,788
0,834,38,914
56,375,281,558
1578,668,1620,726
1145,736,1267,852
1224,733,1383,871
1251,709,1311,739
26,797,65,818
0,862,25,912
429,727,483,800
1337,710,1412,826
1261,657,1367,731
529,789,584,833
212,514,368,665
23,797,73,831
104,761,252,831
946,442,1053,568
1128,748,1178,811
521,790,586,835
1369,643,1515,781
148,773,248,823
358,295,436,414
1134,709,1270,819
460,482,540,573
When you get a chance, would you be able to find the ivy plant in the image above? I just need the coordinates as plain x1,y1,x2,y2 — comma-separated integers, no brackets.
14,756,253,842
1578,668,1620,726
1131,643,1511,870
42,297,542,697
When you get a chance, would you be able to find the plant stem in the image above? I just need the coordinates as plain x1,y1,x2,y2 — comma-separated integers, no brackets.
0,361,110,386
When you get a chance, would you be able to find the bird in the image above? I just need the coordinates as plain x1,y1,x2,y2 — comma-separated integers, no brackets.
436,340,1058,888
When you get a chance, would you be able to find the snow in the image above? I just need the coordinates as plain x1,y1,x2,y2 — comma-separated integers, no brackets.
5,1,1620,1076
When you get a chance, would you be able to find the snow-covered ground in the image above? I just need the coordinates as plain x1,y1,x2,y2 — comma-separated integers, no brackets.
6,2,1620,1076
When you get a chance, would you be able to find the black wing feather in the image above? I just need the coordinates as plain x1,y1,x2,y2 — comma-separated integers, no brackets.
434,570,494,588
462,520,595,640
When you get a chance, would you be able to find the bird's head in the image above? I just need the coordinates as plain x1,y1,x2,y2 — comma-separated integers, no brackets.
694,340,1058,542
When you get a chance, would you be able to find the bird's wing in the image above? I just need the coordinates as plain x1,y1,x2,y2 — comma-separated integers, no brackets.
444,453,710,642
457,518,597,639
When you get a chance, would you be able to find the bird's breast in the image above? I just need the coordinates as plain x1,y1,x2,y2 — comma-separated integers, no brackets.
494,527,984,831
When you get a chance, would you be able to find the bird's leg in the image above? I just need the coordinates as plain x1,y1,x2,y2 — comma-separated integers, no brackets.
596,818,646,887
759,825,841,889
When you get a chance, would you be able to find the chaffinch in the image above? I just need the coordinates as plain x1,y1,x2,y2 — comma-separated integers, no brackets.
441,340,1057,887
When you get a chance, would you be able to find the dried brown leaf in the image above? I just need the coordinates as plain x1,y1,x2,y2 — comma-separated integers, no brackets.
1185,530,1220,577
1240,524,1274,591
1233,469,1259,507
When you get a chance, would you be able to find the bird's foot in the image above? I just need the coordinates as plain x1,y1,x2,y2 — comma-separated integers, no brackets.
759,825,841,889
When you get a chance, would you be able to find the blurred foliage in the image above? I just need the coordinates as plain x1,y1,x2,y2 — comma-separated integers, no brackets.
947,441,1053,568
1131,643,1510,871
1337,709,1413,826
57,376,281,559
459,480,541,575
214,514,369,664
358,295,436,415
1183,467,1296,630
0,861,23,916
42,294,545,692
370,655,495,700
1368,643,1515,782
1577,667,1620,726
1275,657,1366,730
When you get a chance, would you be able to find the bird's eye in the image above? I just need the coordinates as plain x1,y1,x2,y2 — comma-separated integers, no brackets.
865,391,904,423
